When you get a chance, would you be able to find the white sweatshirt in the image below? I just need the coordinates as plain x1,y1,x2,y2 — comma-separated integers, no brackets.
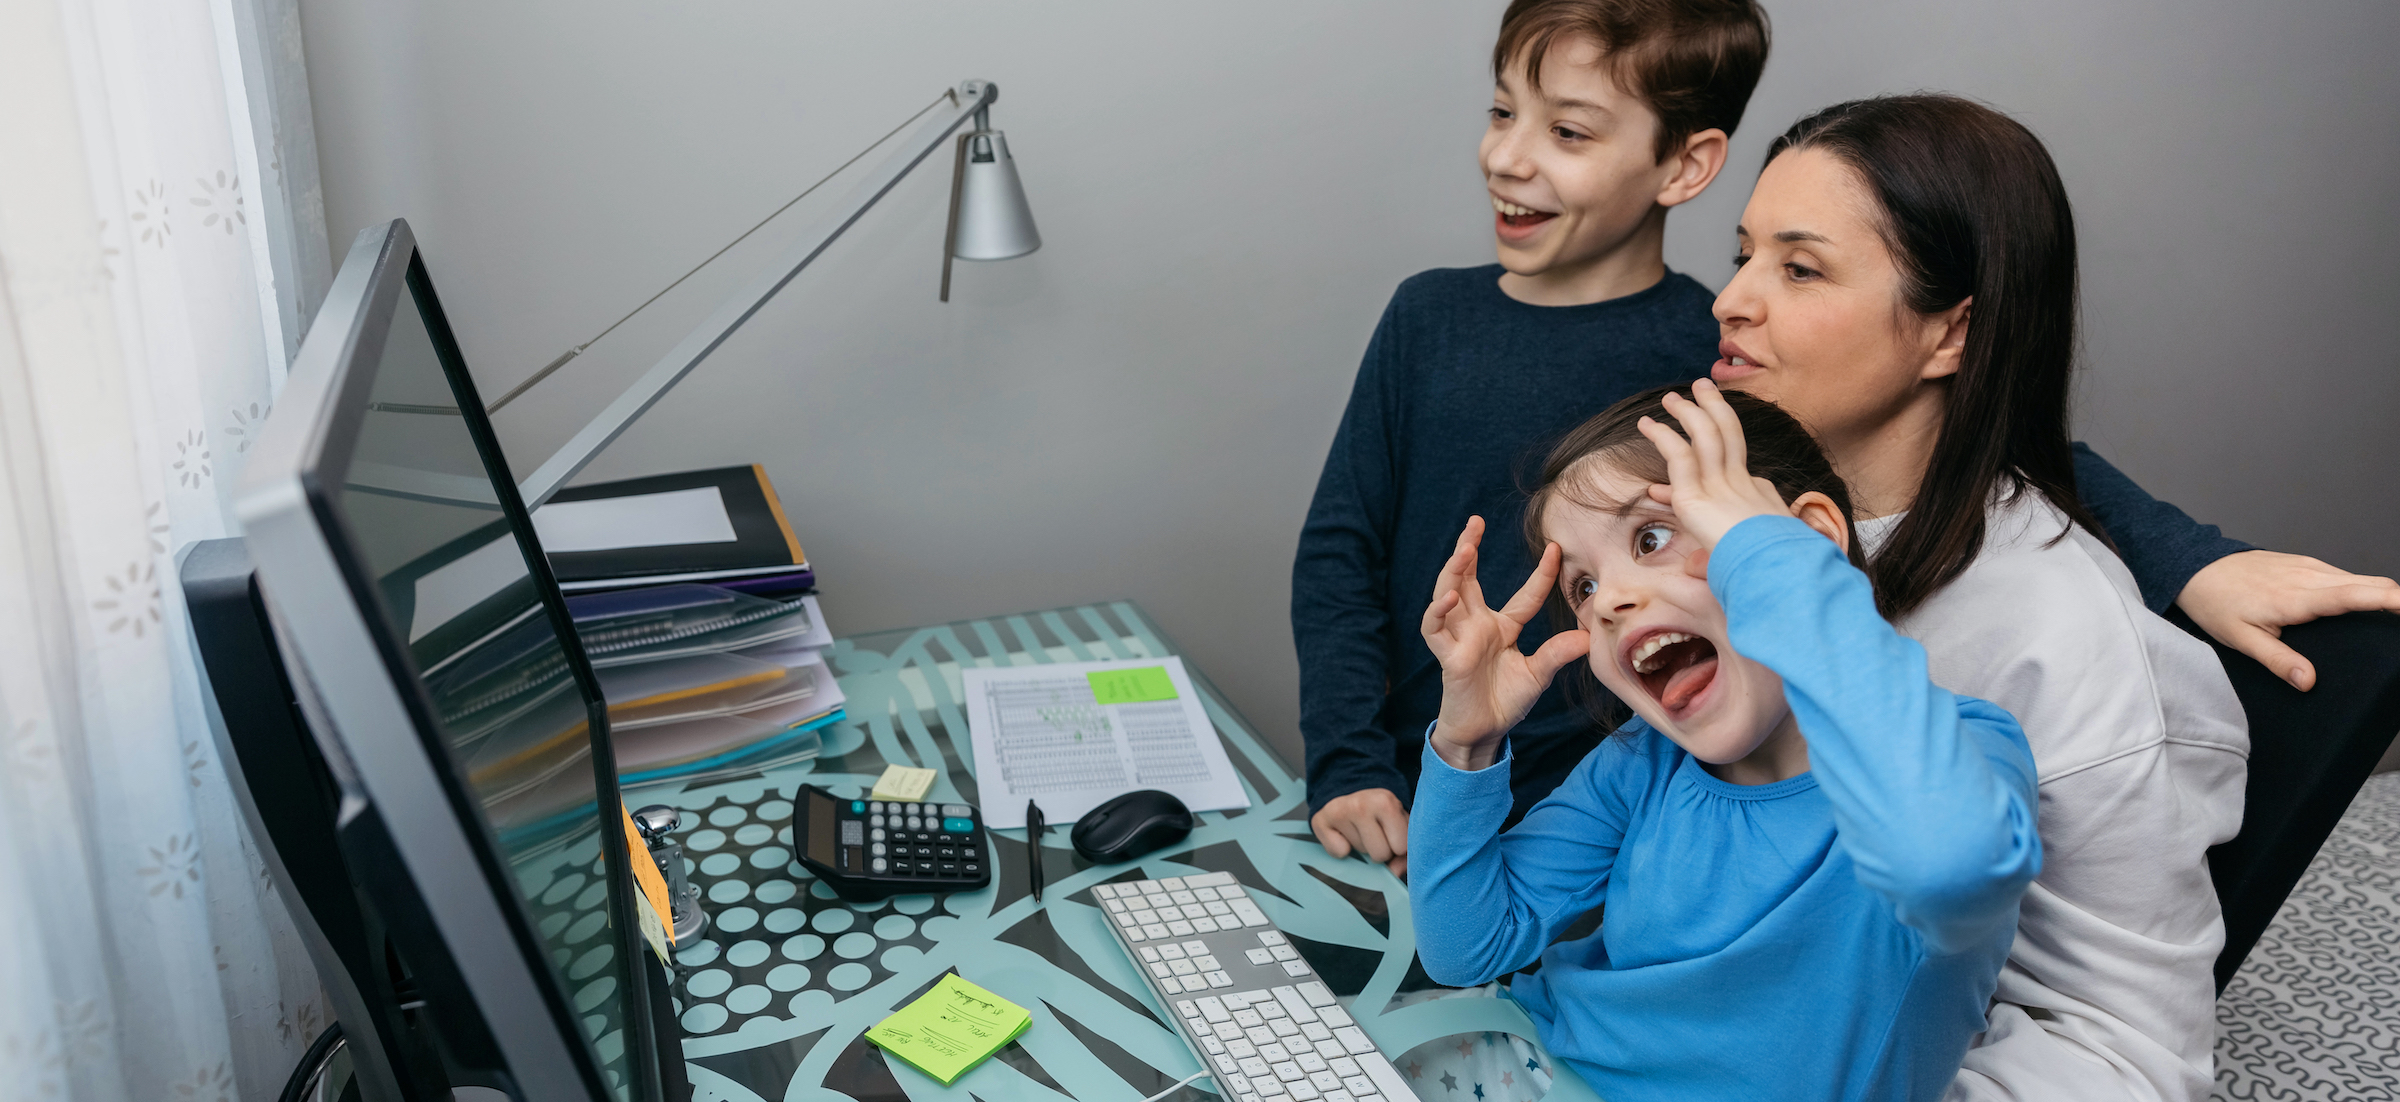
1860,490,2249,1102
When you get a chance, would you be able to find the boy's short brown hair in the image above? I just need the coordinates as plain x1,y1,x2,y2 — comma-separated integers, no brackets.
1493,0,1771,163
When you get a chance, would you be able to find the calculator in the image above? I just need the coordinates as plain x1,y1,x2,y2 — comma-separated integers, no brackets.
791,784,990,901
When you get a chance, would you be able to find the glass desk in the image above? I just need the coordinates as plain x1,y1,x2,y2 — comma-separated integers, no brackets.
627,601,1601,1102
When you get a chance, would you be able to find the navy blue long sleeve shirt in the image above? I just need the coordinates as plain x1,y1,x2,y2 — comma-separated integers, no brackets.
1293,265,2252,822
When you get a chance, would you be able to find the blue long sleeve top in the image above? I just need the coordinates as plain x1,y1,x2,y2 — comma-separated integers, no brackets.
1294,266,2250,824
1408,516,2043,1102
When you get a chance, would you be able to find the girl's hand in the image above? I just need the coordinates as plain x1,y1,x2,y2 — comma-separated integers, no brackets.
1420,517,1591,771
1637,379,1793,551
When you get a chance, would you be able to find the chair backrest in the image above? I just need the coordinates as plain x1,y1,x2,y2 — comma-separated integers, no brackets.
2177,608,2400,993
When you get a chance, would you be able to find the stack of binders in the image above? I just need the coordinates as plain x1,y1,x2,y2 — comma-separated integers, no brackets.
528,465,846,788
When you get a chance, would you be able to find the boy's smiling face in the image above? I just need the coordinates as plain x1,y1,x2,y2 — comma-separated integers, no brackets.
1482,37,1700,299
1543,465,1798,770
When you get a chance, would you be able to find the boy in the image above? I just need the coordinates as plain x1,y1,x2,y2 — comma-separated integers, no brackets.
1295,0,1770,872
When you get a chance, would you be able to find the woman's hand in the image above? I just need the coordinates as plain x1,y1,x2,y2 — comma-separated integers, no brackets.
1421,516,1591,771
1637,379,1793,551
2178,550,2400,691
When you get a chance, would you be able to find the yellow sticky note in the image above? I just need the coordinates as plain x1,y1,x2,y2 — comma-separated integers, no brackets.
866,974,1031,1085
618,805,673,966
871,765,938,803
1087,666,1177,706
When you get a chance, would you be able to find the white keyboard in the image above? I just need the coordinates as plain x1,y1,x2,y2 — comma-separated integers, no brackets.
1094,873,1416,1102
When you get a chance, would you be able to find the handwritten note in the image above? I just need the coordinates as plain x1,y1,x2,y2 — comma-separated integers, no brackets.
865,974,1031,1084
1086,665,1178,705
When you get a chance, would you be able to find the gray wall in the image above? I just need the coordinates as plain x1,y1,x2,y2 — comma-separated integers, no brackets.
302,0,2399,768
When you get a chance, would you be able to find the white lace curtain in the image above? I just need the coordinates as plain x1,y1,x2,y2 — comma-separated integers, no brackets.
0,0,326,1098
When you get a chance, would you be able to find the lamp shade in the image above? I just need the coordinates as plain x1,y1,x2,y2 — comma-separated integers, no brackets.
952,130,1040,260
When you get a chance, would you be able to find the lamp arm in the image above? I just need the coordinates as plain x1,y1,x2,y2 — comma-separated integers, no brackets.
514,79,998,509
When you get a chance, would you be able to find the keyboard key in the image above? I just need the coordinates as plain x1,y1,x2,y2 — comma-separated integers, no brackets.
1301,1022,1333,1042
1198,997,1229,1022
1333,1028,1377,1056
1140,947,1161,963
1194,887,1223,901
1168,921,1197,936
1287,1079,1322,1101
1234,1010,1265,1028
1255,1001,1286,1020
1297,983,1337,1008
1131,910,1159,926
1141,881,1167,896
1115,912,1140,928
1259,1044,1292,1063
1313,1040,1345,1060
1341,1077,1377,1097
1221,991,1256,1010
1214,1022,1244,1042
1206,971,1233,988
1240,1095,1261,1102
1176,999,1199,1018
1281,960,1313,977
1238,1057,1272,1079
1245,1026,1276,1046
1329,1057,1360,1076
1154,905,1185,921
1254,1078,1287,1098
1143,924,1170,939
1226,1074,1251,1094
1192,917,1221,933
1159,976,1183,993
1310,1071,1342,1091
1296,1053,1329,1074
1202,1036,1226,1055
1272,987,1319,1023
1107,900,1127,913
1206,901,1235,916
1318,1006,1354,1028
1149,962,1172,978
1170,960,1198,976
1270,1019,1303,1039
1246,948,1275,966
1324,1092,1353,1102
1183,940,1211,955
1271,1062,1304,1082
1270,945,1301,962
1160,944,1187,960
1214,1055,1240,1075
1258,931,1287,946
1170,890,1199,905
1158,876,1187,890
1230,901,1270,927
1227,1039,1257,1059
1094,883,1117,899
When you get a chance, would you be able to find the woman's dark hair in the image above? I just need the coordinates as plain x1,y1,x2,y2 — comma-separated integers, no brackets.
1522,384,1865,725
1766,94,2106,619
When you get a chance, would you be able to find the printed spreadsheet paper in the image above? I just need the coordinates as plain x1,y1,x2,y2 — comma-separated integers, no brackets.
961,656,1250,828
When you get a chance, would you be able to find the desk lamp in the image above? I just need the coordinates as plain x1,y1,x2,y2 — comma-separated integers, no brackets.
489,78,1039,508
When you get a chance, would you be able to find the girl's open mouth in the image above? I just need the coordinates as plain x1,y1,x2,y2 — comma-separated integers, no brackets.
1631,631,1720,716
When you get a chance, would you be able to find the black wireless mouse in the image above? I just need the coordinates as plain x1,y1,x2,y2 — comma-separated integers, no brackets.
1071,789,1194,864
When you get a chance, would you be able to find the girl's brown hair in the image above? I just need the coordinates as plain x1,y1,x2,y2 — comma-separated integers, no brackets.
1522,384,1867,725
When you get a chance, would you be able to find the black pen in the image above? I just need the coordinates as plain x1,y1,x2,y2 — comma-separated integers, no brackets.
1026,799,1047,903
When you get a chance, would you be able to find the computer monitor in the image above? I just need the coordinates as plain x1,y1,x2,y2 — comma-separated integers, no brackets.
236,219,671,1102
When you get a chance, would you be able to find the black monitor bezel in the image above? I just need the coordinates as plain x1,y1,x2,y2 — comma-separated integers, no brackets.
287,220,664,1100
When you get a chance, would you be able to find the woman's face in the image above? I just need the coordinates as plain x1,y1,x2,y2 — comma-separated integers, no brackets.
1709,147,1963,463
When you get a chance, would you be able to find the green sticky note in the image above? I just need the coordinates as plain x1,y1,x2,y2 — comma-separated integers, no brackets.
865,974,1031,1085
1088,666,1178,705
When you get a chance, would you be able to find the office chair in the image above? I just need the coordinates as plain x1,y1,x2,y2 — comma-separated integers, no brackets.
2174,608,2400,993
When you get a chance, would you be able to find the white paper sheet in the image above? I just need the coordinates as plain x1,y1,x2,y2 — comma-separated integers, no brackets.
961,656,1249,828
532,486,738,552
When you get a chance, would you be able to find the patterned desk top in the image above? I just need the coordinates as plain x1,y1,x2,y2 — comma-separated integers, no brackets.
631,601,1599,1102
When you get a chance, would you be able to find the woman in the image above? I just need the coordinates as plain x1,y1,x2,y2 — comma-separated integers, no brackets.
1709,95,2399,1101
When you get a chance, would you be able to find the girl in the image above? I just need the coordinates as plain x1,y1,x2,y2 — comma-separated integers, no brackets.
1410,380,2041,1102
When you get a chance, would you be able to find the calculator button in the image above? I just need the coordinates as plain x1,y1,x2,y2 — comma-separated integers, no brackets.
870,828,885,842
870,843,886,856
851,800,865,813
944,817,975,833
871,858,887,873
937,847,957,859
964,863,981,875
942,804,972,817
939,863,959,875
